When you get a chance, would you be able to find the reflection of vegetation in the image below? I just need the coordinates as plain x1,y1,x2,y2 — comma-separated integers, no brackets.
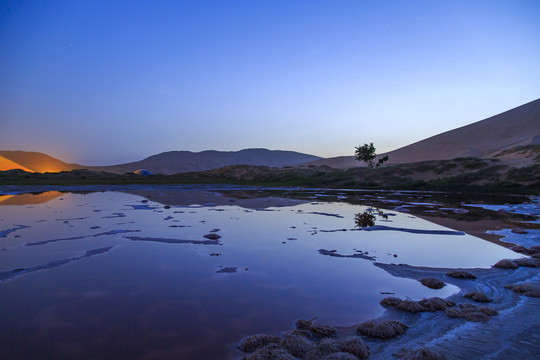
355,211,375,227
354,207,388,228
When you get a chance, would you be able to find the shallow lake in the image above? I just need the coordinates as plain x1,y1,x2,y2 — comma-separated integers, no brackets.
0,186,524,359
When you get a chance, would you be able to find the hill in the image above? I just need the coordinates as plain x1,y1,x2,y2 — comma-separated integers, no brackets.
302,98,540,168
0,155,34,172
89,148,321,175
0,151,82,173
0,149,321,175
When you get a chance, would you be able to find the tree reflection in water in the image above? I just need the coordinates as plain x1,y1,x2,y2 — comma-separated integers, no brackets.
354,207,388,228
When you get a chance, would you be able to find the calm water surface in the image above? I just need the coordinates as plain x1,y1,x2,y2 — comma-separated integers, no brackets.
0,188,521,359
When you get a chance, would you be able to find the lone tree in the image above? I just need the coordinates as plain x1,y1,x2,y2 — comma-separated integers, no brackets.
354,143,389,169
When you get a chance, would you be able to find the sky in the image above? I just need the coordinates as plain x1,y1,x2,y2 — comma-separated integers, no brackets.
1,0,539,165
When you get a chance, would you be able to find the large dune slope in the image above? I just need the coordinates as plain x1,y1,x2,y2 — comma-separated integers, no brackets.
0,151,81,173
0,155,34,172
303,98,540,168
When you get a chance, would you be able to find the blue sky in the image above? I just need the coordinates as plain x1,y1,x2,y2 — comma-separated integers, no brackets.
1,0,539,165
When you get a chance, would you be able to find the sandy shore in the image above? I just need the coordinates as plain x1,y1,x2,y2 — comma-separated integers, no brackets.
351,262,540,359
234,260,539,359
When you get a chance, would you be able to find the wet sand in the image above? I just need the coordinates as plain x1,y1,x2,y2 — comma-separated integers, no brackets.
348,263,540,359
233,260,539,359
417,215,532,245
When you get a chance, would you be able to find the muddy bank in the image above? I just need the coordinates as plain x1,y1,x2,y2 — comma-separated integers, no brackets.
357,262,540,359
234,261,539,359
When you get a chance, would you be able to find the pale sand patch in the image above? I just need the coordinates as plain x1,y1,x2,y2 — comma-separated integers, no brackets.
416,215,531,245
234,261,539,359
347,263,540,359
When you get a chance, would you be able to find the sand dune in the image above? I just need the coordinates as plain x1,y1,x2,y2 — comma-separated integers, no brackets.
0,151,81,173
303,98,540,168
386,98,540,162
0,155,34,172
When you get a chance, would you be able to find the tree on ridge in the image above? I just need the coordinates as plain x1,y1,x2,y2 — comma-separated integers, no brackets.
354,143,388,169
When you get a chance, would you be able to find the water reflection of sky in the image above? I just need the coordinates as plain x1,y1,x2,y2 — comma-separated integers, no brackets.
0,191,522,359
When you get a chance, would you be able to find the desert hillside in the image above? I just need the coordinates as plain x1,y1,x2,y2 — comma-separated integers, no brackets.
0,155,34,172
0,148,321,175
89,148,321,175
303,98,540,168
0,151,82,173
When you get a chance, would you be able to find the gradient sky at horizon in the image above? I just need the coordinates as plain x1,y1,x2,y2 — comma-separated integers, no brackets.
1,0,539,165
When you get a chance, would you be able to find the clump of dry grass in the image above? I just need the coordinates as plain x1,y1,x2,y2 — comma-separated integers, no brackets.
203,233,221,240
280,334,314,357
380,297,427,313
322,352,358,360
446,270,476,279
514,257,540,267
318,338,340,353
243,344,295,360
418,297,456,311
464,291,492,302
420,277,445,289
304,338,341,360
446,304,498,322
339,337,370,359
461,303,498,316
511,228,528,234
505,283,540,298
290,329,311,337
380,297,402,307
493,259,518,269
394,347,447,360
356,319,408,339
395,300,427,313
296,319,337,338
446,308,489,322
238,334,280,353
510,245,534,255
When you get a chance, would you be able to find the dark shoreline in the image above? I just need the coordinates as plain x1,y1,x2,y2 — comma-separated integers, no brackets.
2,157,539,195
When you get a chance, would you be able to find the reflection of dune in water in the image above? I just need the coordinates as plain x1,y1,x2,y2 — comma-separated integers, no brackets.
122,189,310,209
0,191,63,206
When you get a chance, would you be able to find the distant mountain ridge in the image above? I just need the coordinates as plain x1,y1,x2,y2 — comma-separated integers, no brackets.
0,148,322,175
301,98,540,168
89,148,322,174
